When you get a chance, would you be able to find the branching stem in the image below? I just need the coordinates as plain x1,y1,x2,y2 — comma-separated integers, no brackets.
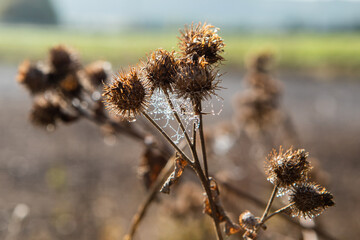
141,111,192,164
260,185,278,224
141,110,223,240
263,203,294,223
124,142,186,240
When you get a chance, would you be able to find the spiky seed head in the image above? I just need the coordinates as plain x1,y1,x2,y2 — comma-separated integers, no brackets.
289,182,334,218
265,147,311,188
143,49,177,92
30,98,61,127
178,22,224,65
246,51,274,73
85,60,112,87
103,67,150,119
30,101,59,127
49,45,78,74
17,60,47,94
237,90,278,128
30,97,78,128
239,210,258,230
59,72,81,95
174,57,220,111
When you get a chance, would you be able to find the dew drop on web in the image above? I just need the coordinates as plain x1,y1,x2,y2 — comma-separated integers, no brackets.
147,89,201,143
128,117,136,123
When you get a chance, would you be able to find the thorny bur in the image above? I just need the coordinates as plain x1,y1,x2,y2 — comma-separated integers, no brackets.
178,22,224,64
103,67,151,120
144,48,177,92
174,57,220,112
265,147,311,189
289,182,334,218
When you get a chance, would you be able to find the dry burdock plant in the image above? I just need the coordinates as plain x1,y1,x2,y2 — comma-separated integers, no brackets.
17,22,335,240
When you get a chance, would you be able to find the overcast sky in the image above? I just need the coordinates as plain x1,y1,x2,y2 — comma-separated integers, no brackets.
51,0,360,30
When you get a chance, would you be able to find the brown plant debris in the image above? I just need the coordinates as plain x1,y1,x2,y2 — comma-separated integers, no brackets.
160,153,188,194
289,182,335,219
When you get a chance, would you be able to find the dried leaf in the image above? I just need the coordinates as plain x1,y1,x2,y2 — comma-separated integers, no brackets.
160,153,187,194
225,219,242,236
138,146,168,189
243,230,257,240
203,179,243,236
203,179,226,222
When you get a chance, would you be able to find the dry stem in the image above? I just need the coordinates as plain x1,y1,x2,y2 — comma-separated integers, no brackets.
124,141,186,240
198,103,210,180
141,110,223,240
263,203,294,223
141,111,192,164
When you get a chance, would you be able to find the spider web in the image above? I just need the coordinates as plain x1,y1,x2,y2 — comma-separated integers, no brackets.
147,90,224,144
147,89,199,144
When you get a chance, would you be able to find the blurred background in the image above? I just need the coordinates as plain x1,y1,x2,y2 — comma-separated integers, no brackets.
0,0,359,240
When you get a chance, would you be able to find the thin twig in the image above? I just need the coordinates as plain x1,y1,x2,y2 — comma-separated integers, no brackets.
191,162,224,240
192,122,197,146
124,141,186,240
73,104,145,141
198,103,209,180
260,185,278,223
142,111,192,164
263,203,294,223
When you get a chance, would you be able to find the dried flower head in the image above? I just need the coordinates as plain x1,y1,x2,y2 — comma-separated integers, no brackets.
17,60,47,94
103,67,150,119
59,72,81,96
49,45,78,74
30,97,77,127
143,49,177,92
236,90,278,129
84,60,112,88
239,210,258,230
289,182,334,218
174,58,220,111
246,51,274,73
245,73,281,100
178,22,224,64
265,147,311,188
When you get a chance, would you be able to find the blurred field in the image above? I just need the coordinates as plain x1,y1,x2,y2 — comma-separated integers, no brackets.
1,25,360,72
